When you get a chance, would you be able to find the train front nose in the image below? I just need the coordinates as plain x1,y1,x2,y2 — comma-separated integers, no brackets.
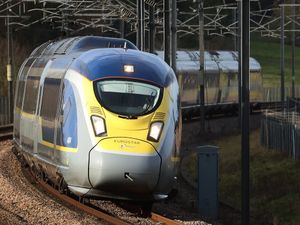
88,138,161,199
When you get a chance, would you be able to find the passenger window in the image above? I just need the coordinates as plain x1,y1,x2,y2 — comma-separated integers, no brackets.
22,58,48,115
40,58,71,144
40,78,61,143
30,42,49,57
40,78,61,121
16,81,25,109
16,58,35,109
23,76,40,114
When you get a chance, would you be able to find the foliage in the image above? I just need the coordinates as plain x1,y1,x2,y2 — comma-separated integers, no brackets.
251,36,300,87
187,129,300,225
219,129,300,225
0,38,30,96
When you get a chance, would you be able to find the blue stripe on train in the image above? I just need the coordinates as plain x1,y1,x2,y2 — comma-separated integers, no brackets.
42,79,78,148
57,80,78,148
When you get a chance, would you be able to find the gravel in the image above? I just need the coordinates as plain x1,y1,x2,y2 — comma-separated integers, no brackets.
0,140,104,225
0,136,213,225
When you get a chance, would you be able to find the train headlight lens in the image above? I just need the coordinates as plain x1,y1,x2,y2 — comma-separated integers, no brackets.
148,122,164,142
124,64,134,73
91,116,106,136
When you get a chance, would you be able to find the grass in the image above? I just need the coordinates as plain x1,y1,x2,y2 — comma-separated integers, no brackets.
250,37,300,87
187,129,300,225
184,38,300,224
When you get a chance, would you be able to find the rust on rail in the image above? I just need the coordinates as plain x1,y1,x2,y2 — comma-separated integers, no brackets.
18,145,183,225
151,212,183,225
36,178,131,225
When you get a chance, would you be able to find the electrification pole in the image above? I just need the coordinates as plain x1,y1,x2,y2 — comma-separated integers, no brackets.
233,7,237,52
292,0,295,98
280,1,285,110
171,0,177,74
240,0,250,224
164,0,171,65
238,1,241,129
137,0,145,50
120,20,125,38
198,0,205,131
149,5,155,53
6,6,13,123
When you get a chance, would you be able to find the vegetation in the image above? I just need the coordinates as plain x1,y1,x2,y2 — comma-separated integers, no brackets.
251,36,300,87
0,38,30,96
187,129,300,225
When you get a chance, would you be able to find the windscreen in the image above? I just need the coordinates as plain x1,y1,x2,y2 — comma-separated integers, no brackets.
95,80,162,117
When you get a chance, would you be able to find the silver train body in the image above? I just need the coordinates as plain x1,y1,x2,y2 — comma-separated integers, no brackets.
13,36,181,201
157,51,262,116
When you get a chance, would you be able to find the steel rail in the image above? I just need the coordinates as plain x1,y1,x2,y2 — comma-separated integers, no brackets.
25,164,182,225
0,124,13,140
151,212,183,225
35,177,131,225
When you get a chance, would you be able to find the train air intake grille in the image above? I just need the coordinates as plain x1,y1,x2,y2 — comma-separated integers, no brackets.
153,112,165,121
90,106,103,115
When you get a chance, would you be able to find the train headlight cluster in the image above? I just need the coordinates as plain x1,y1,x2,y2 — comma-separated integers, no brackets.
91,116,106,136
148,122,164,142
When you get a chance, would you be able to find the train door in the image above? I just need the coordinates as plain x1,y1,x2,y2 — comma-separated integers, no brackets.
53,59,75,166
37,58,73,162
20,57,48,154
54,77,77,167
14,57,34,145
204,62,220,105
33,59,53,155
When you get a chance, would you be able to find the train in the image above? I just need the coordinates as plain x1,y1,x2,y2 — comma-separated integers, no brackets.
157,50,263,117
13,36,182,202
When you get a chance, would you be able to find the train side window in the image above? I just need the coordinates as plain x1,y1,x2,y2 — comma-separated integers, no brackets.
40,78,61,143
22,58,48,114
39,58,73,144
30,42,49,57
16,81,25,109
16,58,35,109
40,78,61,121
23,76,40,114
14,58,28,105
40,59,70,121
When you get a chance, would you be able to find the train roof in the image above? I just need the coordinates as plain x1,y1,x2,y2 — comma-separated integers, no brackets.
26,37,174,87
156,50,261,73
30,36,138,58
70,48,173,87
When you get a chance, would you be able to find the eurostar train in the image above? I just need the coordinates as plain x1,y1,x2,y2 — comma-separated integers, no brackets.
13,36,182,201
157,50,262,117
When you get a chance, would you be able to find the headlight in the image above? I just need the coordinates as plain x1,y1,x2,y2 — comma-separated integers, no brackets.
148,122,164,142
91,116,106,136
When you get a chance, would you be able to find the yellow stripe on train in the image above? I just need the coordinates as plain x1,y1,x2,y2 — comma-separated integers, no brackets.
41,140,78,153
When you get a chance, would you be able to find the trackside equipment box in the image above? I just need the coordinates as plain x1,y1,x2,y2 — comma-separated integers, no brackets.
197,145,219,220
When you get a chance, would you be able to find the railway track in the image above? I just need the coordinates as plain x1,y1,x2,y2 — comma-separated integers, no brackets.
17,153,182,225
0,124,13,140
0,123,208,224
1,121,184,225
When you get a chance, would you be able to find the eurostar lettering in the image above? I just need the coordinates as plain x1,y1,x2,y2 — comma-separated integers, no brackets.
114,139,140,145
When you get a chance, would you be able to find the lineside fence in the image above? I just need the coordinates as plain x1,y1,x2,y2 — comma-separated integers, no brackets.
261,86,300,102
261,97,300,159
0,95,9,126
